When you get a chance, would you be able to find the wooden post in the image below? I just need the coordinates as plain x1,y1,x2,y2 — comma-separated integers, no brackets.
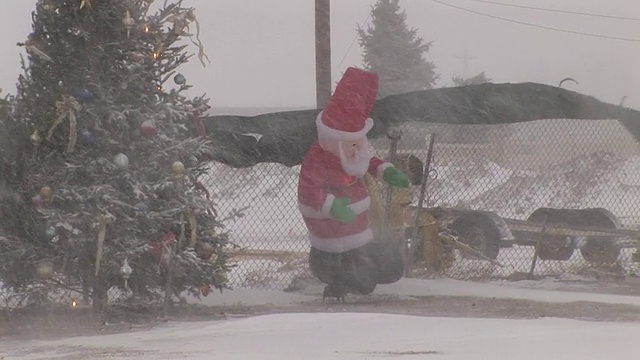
315,0,331,108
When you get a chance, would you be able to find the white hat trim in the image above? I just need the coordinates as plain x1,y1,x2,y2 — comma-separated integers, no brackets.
316,111,374,142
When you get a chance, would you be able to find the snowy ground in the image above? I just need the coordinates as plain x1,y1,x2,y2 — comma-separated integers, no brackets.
3,277,640,359
2,313,638,360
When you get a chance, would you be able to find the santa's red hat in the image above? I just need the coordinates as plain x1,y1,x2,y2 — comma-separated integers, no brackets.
316,67,379,142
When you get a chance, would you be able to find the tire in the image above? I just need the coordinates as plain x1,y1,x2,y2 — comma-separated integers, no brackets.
449,215,501,261
580,237,622,264
535,235,575,261
577,208,622,264
527,208,575,261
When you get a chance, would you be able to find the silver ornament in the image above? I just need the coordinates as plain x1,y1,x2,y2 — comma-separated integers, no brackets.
120,258,133,289
114,153,130,169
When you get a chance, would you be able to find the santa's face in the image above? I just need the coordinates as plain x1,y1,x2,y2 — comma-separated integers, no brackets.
338,137,372,177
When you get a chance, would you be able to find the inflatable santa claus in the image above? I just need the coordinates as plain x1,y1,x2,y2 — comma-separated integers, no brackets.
297,67,409,301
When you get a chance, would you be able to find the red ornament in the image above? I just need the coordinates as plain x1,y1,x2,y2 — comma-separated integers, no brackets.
31,195,44,208
141,120,157,137
148,232,178,260
200,284,211,297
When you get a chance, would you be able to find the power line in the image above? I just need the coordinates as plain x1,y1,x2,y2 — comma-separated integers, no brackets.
463,0,640,22
428,0,640,43
338,14,371,69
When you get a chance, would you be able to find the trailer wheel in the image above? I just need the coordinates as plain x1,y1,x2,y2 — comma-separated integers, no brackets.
449,215,501,261
527,209,575,261
580,238,622,264
535,235,575,261
578,208,622,264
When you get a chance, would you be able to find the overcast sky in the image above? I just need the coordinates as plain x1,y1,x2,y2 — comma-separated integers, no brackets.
1,0,639,111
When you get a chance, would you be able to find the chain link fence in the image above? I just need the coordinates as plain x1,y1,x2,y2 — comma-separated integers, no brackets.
4,118,640,309
205,118,640,291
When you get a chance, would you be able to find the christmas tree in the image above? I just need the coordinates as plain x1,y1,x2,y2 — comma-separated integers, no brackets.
6,0,233,311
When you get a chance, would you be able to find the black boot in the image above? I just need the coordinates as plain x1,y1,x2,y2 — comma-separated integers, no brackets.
322,282,347,303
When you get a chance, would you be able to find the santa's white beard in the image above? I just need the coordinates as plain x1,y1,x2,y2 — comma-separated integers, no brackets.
338,142,372,177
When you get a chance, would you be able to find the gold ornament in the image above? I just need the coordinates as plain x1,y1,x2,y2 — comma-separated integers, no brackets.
122,10,136,38
172,161,186,182
39,186,53,203
172,161,186,175
36,260,54,279
47,95,81,154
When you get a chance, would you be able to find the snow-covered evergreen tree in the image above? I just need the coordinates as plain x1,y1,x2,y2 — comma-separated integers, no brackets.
452,71,492,87
357,0,439,98
5,0,232,310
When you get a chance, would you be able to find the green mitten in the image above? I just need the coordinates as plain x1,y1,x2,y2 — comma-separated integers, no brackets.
383,166,410,188
329,197,356,224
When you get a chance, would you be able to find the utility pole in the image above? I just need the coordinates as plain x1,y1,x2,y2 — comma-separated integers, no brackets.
453,48,474,78
315,0,331,109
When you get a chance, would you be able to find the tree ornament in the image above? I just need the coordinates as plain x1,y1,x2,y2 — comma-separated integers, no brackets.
172,161,186,181
164,8,210,67
119,258,133,289
114,153,129,169
185,154,198,168
140,120,157,137
74,88,93,102
36,260,54,279
78,129,96,145
30,129,42,146
79,0,92,10
39,186,53,204
31,194,44,208
135,202,150,215
122,10,135,38
195,241,214,260
48,94,81,154
200,284,211,297
45,226,57,240
173,73,186,85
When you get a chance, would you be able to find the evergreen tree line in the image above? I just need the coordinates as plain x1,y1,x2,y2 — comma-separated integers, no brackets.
357,0,492,98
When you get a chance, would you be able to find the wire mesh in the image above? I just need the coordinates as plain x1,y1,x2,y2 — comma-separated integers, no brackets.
7,117,637,309
201,118,640,290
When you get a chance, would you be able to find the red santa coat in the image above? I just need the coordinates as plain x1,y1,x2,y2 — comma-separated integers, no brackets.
297,142,392,253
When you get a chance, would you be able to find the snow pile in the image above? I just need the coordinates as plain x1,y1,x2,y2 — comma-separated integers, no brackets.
428,159,513,207
468,152,640,221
